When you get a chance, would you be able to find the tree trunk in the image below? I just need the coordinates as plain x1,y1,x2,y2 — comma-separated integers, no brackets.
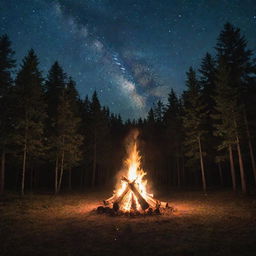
244,111,256,186
30,166,33,192
198,136,206,192
54,155,59,194
218,162,224,186
80,168,84,189
68,167,72,191
181,154,185,186
92,134,97,187
57,150,65,193
33,167,37,191
228,145,236,191
0,149,6,195
177,157,180,187
236,135,246,194
21,141,27,196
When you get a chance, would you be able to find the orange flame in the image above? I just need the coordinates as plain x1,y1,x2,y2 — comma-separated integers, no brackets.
114,136,153,212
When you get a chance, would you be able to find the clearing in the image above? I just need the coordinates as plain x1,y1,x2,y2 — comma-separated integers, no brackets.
0,190,256,256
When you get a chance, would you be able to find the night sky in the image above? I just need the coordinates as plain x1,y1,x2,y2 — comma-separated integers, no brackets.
1,0,256,119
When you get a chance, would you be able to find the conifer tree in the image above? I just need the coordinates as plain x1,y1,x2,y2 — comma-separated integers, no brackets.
55,89,83,193
45,61,66,126
90,91,101,187
214,23,255,192
0,34,16,194
79,95,91,188
147,108,155,126
216,23,254,90
182,67,207,192
198,52,216,130
89,91,111,186
45,62,66,193
65,77,81,189
153,100,164,124
213,60,246,193
198,53,218,183
164,89,183,186
14,49,46,195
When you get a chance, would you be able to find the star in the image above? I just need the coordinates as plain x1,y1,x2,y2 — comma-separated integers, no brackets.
0,0,255,119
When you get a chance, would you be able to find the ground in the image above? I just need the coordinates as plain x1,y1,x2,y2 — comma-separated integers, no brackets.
0,190,256,256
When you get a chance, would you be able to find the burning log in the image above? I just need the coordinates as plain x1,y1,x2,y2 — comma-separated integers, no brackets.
115,185,129,204
104,185,129,206
105,184,130,212
131,194,137,211
121,176,149,210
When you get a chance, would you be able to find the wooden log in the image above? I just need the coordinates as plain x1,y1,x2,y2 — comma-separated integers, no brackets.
113,202,119,212
146,193,169,208
103,195,115,206
104,184,129,206
131,193,137,211
121,176,149,210
115,185,129,204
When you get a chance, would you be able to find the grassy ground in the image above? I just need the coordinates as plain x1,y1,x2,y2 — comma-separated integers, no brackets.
0,190,256,256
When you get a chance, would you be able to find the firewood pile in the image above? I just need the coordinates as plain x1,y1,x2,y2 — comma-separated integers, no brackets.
95,131,175,217
96,176,174,217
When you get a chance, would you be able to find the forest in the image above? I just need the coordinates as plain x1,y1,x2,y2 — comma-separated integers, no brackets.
1,22,256,196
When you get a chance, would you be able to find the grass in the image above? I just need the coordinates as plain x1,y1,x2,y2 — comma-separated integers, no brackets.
1,190,256,256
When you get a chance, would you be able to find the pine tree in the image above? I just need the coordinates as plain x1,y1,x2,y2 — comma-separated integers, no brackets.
153,100,164,123
66,76,79,114
45,62,66,193
212,59,246,192
0,34,16,194
90,91,101,187
79,95,91,188
89,91,110,187
198,52,216,130
216,23,254,90
147,108,155,126
65,77,82,190
198,53,218,184
164,89,183,186
182,67,207,192
45,61,66,128
55,90,83,193
14,49,46,195
45,63,83,193
214,23,255,192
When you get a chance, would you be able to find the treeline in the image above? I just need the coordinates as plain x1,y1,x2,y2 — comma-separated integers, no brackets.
137,23,256,194
0,37,126,195
1,23,256,195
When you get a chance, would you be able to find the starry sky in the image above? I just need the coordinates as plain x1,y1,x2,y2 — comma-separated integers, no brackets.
1,0,256,119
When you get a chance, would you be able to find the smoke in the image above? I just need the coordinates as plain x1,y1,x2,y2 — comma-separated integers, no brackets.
125,129,139,151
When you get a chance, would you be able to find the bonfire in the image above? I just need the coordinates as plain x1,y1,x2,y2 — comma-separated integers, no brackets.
97,131,171,216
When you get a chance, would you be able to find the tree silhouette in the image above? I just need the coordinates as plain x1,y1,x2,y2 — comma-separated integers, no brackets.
0,34,16,194
14,49,46,195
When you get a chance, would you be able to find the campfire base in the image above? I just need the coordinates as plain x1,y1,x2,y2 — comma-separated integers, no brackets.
95,204,175,217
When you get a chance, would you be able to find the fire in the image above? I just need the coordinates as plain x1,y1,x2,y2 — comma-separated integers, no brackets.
101,130,170,215
115,142,153,212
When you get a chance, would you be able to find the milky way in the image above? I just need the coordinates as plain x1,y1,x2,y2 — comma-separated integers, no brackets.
1,0,255,119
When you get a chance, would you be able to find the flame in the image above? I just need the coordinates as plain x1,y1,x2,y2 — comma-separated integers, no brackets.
115,140,153,212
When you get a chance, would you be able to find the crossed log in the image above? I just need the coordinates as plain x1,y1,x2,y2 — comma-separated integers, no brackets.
121,176,149,210
104,176,150,211
103,175,171,212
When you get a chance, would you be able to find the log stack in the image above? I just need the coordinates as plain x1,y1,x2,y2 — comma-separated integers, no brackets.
97,176,173,216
